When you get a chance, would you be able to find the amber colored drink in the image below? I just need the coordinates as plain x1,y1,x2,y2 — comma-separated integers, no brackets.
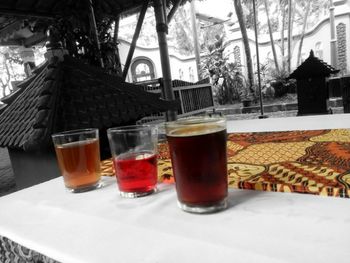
167,124,227,207
54,138,101,190
113,151,157,193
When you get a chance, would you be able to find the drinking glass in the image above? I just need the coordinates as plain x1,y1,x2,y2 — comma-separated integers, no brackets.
52,128,101,193
165,117,228,213
107,125,158,198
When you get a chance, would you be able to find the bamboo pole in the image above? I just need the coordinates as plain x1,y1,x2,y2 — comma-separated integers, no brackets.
167,0,183,24
87,0,104,68
113,15,123,77
122,0,149,81
190,0,201,81
287,0,292,73
253,0,267,119
113,15,120,43
154,0,177,121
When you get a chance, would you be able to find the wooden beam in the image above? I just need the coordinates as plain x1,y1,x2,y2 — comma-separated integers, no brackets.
167,0,183,24
154,0,177,121
190,0,201,81
23,32,47,47
87,0,104,68
0,8,55,19
122,0,149,81
0,39,21,46
113,15,123,77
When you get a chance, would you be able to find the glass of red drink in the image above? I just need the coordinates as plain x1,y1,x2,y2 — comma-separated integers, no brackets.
107,125,158,198
165,117,227,213
51,128,101,193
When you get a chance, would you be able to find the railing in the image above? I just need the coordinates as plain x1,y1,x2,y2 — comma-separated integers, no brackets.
135,78,214,123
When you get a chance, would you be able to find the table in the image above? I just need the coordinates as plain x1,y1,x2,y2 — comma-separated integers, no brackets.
1,114,350,263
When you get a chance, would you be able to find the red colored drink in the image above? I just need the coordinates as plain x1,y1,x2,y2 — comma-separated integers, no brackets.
54,139,101,190
167,124,227,209
113,151,158,194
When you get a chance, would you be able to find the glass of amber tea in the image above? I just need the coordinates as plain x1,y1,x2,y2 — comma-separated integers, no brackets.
165,117,228,214
52,128,101,193
107,125,158,198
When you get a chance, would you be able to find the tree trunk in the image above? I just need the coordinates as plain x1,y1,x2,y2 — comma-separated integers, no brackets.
234,0,254,90
287,0,292,73
0,78,6,98
264,0,280,73
3,59,11,96
280,0,286,67
297,1,311,66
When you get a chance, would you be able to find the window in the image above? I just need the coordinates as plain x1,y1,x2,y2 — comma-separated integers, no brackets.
179,69,184,80
131,58,155,82
315,42,323,59
189,66,194,82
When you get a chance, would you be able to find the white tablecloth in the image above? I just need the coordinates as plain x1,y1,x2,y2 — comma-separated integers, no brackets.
1,114,350,263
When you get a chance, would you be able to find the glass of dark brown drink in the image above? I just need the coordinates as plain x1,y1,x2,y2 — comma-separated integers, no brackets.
165,117,227,214
52,128,101,193
107,125,158,198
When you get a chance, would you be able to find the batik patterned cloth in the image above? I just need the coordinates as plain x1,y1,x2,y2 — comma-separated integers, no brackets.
101,129,350,198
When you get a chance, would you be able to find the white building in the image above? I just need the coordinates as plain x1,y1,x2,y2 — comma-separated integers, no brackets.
119,0,350,83
119,39,199,83
224,0,350,77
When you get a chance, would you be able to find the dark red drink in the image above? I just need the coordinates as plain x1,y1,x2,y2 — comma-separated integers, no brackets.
113,151,158,194
166,123,227,210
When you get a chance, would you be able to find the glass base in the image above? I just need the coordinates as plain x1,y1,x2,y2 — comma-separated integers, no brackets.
67,181,102,193
177,199,227,214
119,188,157,198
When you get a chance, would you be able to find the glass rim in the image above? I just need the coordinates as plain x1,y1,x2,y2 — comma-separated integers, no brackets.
107,124,155,133
165,116,226,128
51,128,98,138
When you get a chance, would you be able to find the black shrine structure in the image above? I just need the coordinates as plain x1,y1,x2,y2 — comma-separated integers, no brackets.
288,50,339,116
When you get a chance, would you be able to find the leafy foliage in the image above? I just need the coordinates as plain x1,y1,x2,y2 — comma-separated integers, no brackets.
34,9,121,76
269,68,296,97
0,47,26,97
200,35,248,105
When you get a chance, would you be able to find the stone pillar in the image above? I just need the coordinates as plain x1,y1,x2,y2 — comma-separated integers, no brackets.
329,0,338,68
234,46,242,71
336,23,347,75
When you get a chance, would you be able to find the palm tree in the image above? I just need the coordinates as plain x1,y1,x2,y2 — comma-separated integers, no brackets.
263,0,280,73
233,0,255,91
287,0,297,73
279,0,287,64
296,1,311,65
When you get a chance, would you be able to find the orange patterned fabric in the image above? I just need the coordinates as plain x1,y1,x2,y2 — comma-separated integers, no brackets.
101,129,350,198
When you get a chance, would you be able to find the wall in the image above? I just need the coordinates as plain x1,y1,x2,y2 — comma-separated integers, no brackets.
118,39,198,83
117,3,350,83
225,6,350,76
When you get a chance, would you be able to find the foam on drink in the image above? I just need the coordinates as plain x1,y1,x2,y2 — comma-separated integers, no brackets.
168,124,225,137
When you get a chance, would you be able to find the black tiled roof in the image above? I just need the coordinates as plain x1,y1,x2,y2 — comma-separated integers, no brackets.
288,50,339,79
0,55,178,151
0,62,48,105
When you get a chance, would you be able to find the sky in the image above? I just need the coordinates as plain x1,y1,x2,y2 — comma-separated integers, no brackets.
195,0,235,21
